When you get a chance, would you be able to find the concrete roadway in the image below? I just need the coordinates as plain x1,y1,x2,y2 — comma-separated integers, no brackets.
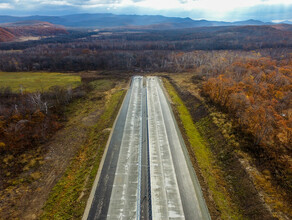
147,77,210,220
83,76,210,220
84,76,144,220
107,76,143,220
147,77,185,219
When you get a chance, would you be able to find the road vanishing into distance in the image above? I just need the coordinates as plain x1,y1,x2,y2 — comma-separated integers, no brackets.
83,76,210,220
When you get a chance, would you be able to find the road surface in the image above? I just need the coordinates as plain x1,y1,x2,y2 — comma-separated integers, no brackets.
83,76,210,220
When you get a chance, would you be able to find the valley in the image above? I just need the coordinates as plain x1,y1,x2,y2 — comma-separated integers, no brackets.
0,11,291,220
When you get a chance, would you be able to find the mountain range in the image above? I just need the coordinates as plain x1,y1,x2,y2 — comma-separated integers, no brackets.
0,13,281,29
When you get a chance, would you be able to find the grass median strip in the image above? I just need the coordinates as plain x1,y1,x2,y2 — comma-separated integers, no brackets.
40,87,126,219
162,78,243,219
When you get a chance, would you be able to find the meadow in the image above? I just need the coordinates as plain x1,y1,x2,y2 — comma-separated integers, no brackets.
0,72,81,92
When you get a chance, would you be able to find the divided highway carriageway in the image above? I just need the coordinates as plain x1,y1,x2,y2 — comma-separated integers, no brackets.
83,76,211,220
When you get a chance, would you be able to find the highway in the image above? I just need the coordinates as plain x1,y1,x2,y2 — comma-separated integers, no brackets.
83,76,210,220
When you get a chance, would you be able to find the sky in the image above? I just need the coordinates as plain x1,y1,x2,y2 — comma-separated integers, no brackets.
0,0,291,22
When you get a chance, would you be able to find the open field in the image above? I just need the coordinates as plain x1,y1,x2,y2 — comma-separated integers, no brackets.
0,72,81,92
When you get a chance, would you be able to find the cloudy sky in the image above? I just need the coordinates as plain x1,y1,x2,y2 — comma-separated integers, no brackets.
0,0,291,21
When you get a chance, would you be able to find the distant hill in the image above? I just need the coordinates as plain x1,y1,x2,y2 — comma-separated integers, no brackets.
232,19,272,26
0,27,15,42
0,21,67,42
272,24,292,32
280,20,292,25
0,13,277,29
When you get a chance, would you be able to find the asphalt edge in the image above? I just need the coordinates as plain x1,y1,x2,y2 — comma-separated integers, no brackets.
82,79,132,220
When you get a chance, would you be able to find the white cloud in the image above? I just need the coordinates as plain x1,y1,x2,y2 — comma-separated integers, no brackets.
40,0,73,6
0,3,13,9
0,0,291,21
74,0,292,14
2,0,292,10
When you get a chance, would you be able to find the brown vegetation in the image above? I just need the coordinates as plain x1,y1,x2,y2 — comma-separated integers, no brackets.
0,86,74,152
0,84,85,193
163,49,292,218
167,71,291,219
202,54,292,190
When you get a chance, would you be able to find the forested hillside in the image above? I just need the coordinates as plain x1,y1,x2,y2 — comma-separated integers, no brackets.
201,53,292,189
0,21,67,42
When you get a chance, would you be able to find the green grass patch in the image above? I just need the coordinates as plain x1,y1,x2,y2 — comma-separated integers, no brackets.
0,72,81,92
163,79,243,219
40,86,126,219
89,79,114,91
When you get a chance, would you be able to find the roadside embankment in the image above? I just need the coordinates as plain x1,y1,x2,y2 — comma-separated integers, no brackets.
162,74,289,219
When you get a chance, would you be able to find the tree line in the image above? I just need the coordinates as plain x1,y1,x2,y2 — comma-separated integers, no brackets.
0,25,291,72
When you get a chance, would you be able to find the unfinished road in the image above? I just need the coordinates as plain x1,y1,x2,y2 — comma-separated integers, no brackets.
83,76,210,220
